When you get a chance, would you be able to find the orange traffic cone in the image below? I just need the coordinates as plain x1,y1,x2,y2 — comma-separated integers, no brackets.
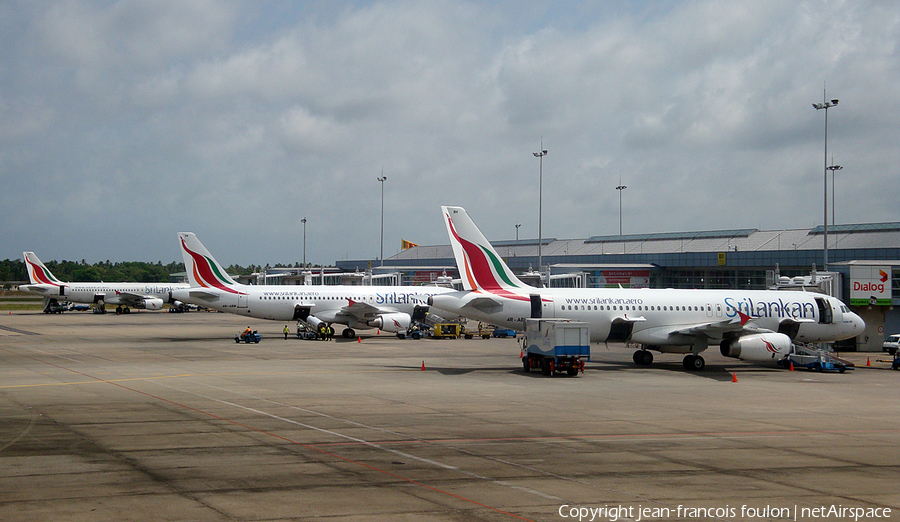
789,361,794,371
732,372,738,383
519,349,524,358
357,336,362,343
377,329,380,335
421,361,426,371
866,357,871,366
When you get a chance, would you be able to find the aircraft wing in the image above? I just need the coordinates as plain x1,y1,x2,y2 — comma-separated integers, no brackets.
672,313,814,339
111,291,147,306
674,317,750,337
335,299,390,320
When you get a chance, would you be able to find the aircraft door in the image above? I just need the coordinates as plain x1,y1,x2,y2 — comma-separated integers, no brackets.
411,305,429,323
530,294,553,319
59,285,66,297
530,294,542,318
815,297,833,324
293,305,311,321
238,295,248,308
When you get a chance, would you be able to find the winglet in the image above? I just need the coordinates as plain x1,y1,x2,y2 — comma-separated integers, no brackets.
738,311,752,325
23,252,64,286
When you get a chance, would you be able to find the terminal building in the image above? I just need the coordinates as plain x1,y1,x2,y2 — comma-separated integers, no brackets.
332,222,900,352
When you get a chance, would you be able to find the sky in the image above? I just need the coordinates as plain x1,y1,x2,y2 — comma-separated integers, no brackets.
2,0,899,268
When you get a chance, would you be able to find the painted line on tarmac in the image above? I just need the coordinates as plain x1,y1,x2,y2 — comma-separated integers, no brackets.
303,428,900,449
3,347,539,522
0,369,408,389
149,376,565,503
0,325,40,335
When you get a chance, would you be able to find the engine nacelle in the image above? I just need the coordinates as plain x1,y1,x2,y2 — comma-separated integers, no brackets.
137,298,164,310
367,312,411,333
720,333,791,362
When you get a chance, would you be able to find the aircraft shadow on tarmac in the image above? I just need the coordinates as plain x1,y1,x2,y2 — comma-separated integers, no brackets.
384,362,778,381
589,359,786,382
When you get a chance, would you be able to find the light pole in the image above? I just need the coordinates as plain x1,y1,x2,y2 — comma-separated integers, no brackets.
301,217,307,267
827,162,842,229
616,178,627,253
377,173,387,267
533,144,547,286
813,89,838,271
515,223,521,241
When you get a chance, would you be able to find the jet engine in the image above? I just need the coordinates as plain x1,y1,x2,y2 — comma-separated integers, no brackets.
136,298,164,310
367,312,411,333
720,333,791,362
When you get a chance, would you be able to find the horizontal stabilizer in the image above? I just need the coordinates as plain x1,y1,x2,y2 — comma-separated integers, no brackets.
465,296,504,314
185,289,221,301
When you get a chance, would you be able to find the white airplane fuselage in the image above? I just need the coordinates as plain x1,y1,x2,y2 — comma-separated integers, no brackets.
431,287,863,349
20,282,186,309
172,284,451,327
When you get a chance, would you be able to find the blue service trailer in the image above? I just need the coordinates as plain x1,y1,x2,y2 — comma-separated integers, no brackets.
522,319,590,376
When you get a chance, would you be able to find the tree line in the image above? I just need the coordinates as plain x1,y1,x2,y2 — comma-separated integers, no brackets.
1,258,324,286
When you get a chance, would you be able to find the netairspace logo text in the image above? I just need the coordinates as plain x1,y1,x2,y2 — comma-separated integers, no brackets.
557,504,892,521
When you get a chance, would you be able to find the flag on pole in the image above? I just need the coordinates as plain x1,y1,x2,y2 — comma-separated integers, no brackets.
401,239,418,250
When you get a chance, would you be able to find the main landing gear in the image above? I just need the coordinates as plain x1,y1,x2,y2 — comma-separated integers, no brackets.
632,349,706,371
632,349,653,366
682,354,705,371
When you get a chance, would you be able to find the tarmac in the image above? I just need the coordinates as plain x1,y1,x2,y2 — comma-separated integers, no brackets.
1,310,898,522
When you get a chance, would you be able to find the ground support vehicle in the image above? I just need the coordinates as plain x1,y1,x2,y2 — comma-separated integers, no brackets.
235,331,261,344
521,319,590,377
463,324,493,339
777,342,852,373
44,301,67,314
892,352,900,371
398,324,428,339
432,323,462,339
491,327,517,338
883,334,900,355
295,324,318,340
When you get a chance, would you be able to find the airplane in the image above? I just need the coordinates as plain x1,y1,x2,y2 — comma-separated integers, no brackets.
428,206,865,370
171,232,455,338
20,252,188,313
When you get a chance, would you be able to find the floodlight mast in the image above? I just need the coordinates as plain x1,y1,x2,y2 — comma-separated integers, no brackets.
533,143,548,286
616,178,627,254
377,173,387,267
812,90,838,271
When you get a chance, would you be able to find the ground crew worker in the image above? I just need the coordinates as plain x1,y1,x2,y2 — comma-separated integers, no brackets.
283,325,289,340
243,326,252,339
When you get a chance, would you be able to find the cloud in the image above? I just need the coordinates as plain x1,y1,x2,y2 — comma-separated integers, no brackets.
1,0,898,267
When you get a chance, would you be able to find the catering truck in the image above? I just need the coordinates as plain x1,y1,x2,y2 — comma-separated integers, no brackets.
522,319,590,376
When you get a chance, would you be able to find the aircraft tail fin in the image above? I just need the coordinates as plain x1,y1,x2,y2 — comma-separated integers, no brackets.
23,252,64,286
178,233,244,294
441,206,532,293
